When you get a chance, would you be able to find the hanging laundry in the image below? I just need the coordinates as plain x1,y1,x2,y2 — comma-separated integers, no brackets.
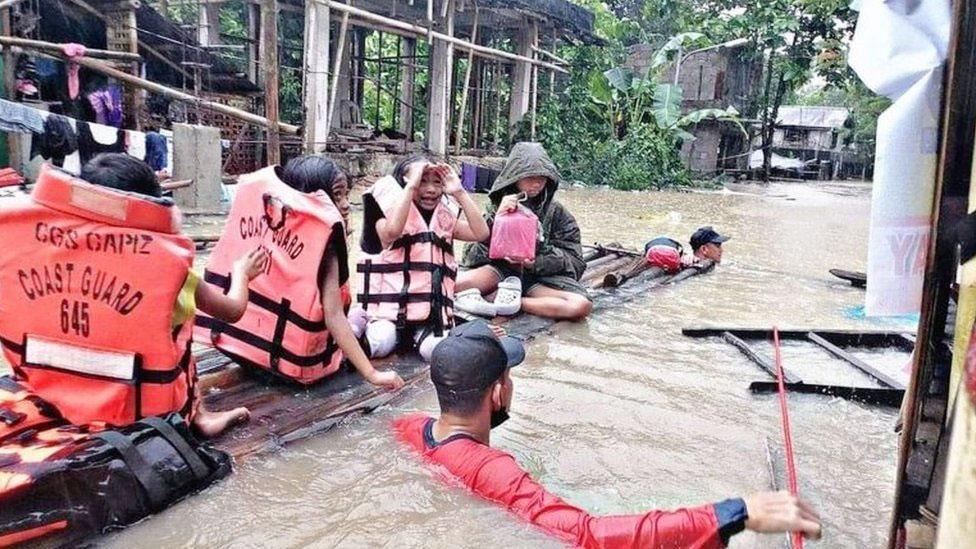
107,85,124,127
30,114,77,168
87,88,124,128
77,121,125,165
0,98,44,134
145,131,168,171
125,130,146,162
60,43,86,100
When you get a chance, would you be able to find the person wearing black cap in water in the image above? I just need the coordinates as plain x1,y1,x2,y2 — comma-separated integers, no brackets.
690,226,730,265
394,319,822,548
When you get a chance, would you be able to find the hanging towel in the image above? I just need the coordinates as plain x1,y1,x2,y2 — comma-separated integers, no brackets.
30,114,77,168
0,99,44,134
125,130,146,162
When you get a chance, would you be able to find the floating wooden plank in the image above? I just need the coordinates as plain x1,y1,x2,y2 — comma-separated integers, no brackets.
749,381,905,408
683,327,915,349
722,331,802,384
807,332,905,390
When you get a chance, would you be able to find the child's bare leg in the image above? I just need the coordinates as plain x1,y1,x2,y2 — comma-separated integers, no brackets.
455,265,502,294
191,390,249,438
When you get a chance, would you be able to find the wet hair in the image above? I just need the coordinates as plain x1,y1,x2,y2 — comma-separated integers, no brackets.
392,152,433,188
81,153,161,198
281,155,346,200
435,384,493,416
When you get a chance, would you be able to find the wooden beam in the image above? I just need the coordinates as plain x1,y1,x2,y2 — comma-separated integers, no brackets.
531,44,566,65
260,0,281,163
303,0,330,152
453,5,477,152
0,35,142,62
198,2,222,46
722,331,802,384
326,3,350,136
247,2,260,82
749,381,904,407
683,327,917,348
806,332,905,390
321,0,566,74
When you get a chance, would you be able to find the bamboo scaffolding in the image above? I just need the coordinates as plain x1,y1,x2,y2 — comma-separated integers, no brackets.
320,0,567,74
453,5,478,152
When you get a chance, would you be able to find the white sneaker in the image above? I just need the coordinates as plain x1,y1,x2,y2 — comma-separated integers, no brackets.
493,276,522,316
454,288,497,317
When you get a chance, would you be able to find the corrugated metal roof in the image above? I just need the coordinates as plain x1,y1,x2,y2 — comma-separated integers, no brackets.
776,106,850,129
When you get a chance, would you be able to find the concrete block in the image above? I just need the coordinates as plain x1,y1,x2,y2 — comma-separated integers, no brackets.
172,123,223,212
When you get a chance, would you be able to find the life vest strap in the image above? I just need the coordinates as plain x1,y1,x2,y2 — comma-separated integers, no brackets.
195,316,338,368
203,271,326,332
139,416,210,479
390,231,455,256
355,261,458,279
357,293,455,306
94,429,170,510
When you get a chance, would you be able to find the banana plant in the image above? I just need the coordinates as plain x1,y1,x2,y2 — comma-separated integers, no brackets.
588,32,744,142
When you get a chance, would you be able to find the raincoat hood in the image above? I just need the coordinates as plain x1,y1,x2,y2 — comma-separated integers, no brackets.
487,142,562,211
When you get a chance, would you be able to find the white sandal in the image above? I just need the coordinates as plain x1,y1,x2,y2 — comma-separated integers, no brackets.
454,288,498,318
493,276,522,316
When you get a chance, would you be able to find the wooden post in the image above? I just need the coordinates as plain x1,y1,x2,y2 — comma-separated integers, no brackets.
453,5,478,153
530,42,538,140
398,37,416,137
303,0,330,152
247,2,260,82
260,0,281,164
105,2,143,131
508,18,536,136
327,4,349,133
426,0,453,155
330,22,352,129
198,2,221,46
1,6,20,169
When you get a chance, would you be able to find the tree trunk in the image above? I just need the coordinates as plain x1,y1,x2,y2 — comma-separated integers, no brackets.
759,50,775,182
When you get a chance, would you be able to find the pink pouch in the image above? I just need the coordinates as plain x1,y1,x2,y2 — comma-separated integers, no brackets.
489,205,538,262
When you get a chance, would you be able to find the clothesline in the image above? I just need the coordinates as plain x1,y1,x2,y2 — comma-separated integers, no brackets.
0,98,173,175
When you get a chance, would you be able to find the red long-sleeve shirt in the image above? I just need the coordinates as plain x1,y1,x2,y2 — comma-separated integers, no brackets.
394,415,745,548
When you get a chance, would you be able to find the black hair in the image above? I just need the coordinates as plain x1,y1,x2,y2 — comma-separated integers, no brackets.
80,153,161,198
435,384,494,416
281,155,346,200
392,152,433,188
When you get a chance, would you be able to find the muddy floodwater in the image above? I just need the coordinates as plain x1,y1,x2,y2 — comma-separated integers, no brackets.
101,181,911,548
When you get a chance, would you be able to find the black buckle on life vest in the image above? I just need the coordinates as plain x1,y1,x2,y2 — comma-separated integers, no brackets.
12,428,38,444
0,452,22,468
0,407,26,426
262,193,292,231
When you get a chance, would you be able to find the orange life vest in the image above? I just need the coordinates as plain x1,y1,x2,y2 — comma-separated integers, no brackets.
357,176,459,337
195,167,350,384
0,165,196,427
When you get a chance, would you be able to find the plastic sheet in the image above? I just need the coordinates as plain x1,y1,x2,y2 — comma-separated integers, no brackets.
849,0,950,316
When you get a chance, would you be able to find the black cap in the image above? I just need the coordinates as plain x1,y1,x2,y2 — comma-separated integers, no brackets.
430,320,525,394
690,226,730,250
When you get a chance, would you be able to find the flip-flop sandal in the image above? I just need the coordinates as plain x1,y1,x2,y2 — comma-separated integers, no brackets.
493,276,522,316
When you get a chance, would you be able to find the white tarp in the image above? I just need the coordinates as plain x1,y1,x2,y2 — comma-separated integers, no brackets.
849,0,950,316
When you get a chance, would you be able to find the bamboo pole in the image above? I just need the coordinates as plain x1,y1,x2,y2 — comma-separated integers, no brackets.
453,5,478,152
530,44,538,139
321,0,567,74
0,31,143,62
531,44,567,66
327,2,351,134
47,50,299,133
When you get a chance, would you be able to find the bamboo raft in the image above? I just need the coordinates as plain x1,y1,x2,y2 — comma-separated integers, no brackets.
202,244,717,459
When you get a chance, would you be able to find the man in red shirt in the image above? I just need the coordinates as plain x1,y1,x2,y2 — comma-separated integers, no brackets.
394,320,822,548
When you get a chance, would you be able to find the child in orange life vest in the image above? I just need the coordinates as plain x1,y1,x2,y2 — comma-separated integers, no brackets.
81,153,266,438
279,156,404,390
352,155,491,361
